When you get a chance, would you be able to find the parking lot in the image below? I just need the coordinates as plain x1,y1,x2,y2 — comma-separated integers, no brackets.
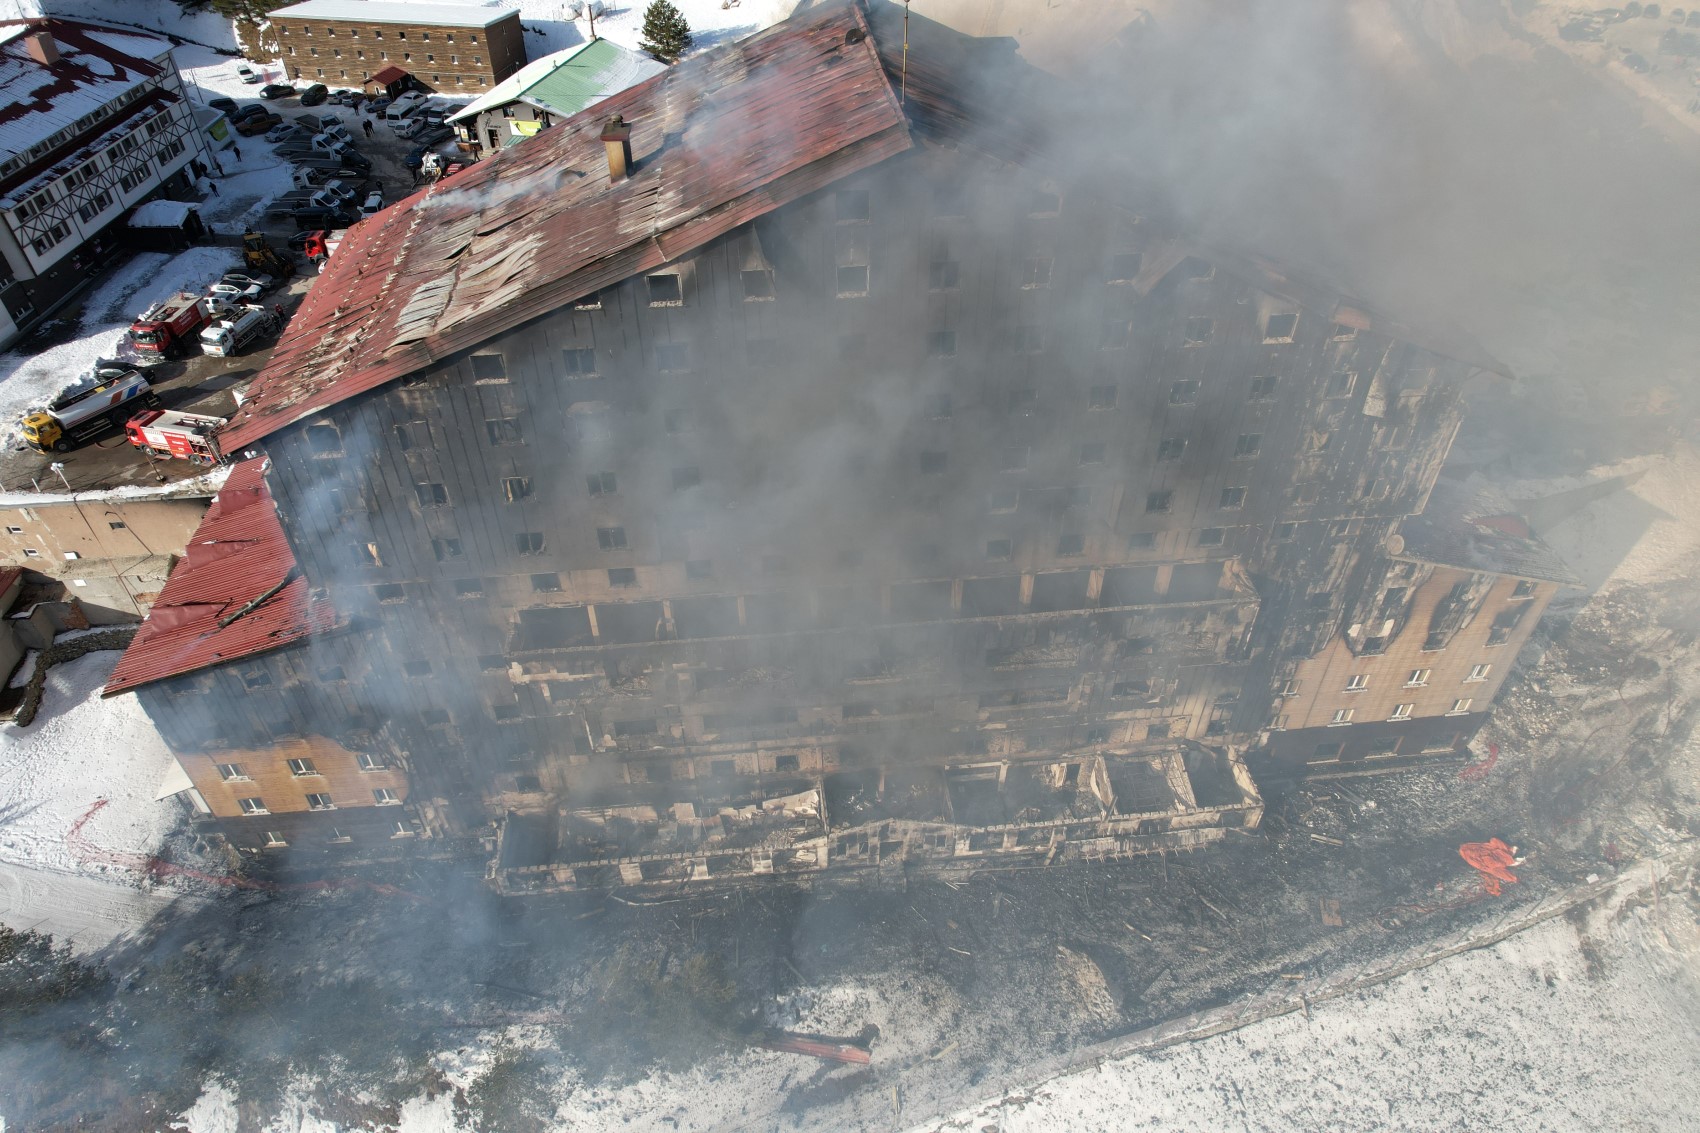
0,84,470,497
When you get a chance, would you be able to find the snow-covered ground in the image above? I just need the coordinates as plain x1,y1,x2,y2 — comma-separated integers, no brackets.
0,0,237,49
908,874,1700,1132
0,651,188,950
0,246,238,448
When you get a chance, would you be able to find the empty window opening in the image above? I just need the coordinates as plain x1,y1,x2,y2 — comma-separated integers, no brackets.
741,269,774,300
470,353,507,382
929,259,959,289
531,573,561,592
503,476,532,502
836,189,869,221
837,264,870,296
1127,532,1156,550
514,531,545,555
562,347,597,375
1234,433,1262,458
1197,528,1225,547
305,423,342,456
1184,317,1212,344
433,538,463,561
1326,371,1358,399
587,471,616,496
1020,257,1053,289
1107,252,1142,283
607,567,638,587
1264,313,1298,342
646,273,683,305
928,330,957,357
415,482,447,508
1220,486,1246,509
486,417,522,445
1157,437,1186,461
1248,375,1279,401
1089,384,1118,410
403,660,432,678
1057,533,1085,556
985,538,1013,561
455,578,484,597
1169,380,1200,405
1145,491,1173,514
596,526,627,551
1079,442,1106,465
374,583,405,604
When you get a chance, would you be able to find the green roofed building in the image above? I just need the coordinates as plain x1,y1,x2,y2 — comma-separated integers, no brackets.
447,37,666,153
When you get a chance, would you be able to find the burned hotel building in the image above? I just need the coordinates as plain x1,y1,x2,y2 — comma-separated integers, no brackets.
105,1,1568,889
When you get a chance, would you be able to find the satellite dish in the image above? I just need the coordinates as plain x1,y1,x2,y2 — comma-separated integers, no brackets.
1386,533,1406,556
587,1,605,16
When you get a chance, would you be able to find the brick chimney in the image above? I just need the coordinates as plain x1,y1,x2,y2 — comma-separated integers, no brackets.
24,29,60,66
599,114,632,183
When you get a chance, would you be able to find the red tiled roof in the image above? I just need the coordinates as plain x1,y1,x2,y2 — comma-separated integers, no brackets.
218,0,910,452
368,64,408,85
103,458,339,696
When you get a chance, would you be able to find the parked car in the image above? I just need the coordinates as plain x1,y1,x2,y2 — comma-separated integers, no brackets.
207,96,238,116
392,116,426,140
236,62,259,83
299,83,329,106
286,229,319,252
296,113,340,131
367,96,393,113
230,102,270,122
221,272,276,294
235,113,282,136
209,280,264,303
327,90,366,108
264,122,303,143
260,83,295,99
318,178,361,205
293,205,358,227
414,125,454,147
361,189,383,217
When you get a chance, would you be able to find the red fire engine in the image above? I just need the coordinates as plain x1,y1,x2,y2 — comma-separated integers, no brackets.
125,409,228,466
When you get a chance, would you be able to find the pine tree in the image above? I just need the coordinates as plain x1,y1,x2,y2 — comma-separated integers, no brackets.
640,0,694,63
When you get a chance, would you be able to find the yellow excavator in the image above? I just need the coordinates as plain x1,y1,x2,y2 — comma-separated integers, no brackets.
242,230,294,279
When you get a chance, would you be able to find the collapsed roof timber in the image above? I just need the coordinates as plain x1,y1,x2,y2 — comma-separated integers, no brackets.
108,0,1569,891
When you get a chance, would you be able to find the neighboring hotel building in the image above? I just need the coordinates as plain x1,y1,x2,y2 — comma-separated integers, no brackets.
447,39,664,154
0,19,208,350
110,2,1557,883
270,0,526,92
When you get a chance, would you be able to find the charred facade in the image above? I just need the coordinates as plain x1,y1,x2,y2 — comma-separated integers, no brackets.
111,2,1560,886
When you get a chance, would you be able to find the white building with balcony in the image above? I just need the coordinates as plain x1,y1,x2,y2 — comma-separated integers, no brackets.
0,19,208,349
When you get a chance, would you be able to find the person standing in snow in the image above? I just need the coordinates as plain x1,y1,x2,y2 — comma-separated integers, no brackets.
232,144,242,161
362,119,373,138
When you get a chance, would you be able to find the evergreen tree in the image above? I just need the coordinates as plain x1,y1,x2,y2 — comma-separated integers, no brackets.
640,0,693,63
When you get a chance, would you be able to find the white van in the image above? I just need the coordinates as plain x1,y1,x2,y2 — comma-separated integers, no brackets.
384,93,425,123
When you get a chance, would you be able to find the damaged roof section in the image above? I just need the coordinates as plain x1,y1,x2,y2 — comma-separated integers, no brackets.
221,0,911,452
1393,476,1581,586
104,458,339,696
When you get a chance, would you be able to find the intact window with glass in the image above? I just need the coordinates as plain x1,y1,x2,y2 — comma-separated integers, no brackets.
561,347,597,375
287,758,319,776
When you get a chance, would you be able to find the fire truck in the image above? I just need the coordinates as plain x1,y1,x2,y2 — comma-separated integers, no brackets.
125,409,229,466
127,291,214,361
21,365,160,453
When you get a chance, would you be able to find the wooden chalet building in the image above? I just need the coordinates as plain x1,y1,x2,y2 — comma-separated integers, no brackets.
107,1,1555,885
